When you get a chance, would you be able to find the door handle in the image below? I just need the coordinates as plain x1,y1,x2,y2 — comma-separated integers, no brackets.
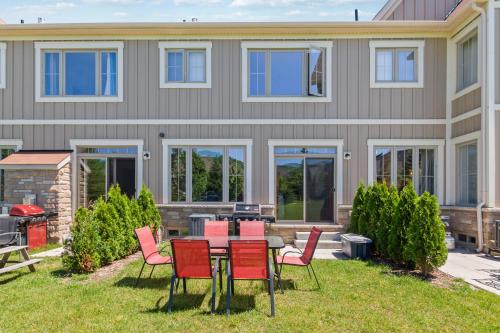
331,187,336,193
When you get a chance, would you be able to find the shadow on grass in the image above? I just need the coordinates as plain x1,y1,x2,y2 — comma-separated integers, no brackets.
50,268,71,279
114,276,168,290
144,293,208,314
217,294,256,314
0,272,27,285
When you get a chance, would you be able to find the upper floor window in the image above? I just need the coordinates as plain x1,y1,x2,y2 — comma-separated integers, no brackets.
241,41,332,102
35,42,123,102
159,41,212,89
457,33,478,92
457,141,477,205
369,40,424,89
0,43,6,89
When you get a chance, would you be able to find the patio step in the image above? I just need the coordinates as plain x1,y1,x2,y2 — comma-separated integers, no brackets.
294,239,343,250
295,231,341,241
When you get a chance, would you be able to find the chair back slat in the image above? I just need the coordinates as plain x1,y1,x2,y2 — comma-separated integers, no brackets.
204,221,229,237
171,239,212,278
135,227,158,261
302,227,323,264
239,221,265,237
229,240,269,279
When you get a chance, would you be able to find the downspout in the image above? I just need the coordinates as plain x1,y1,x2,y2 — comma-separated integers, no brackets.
471,1,486,252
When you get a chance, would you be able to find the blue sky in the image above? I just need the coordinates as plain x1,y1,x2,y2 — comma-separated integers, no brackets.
0,0,387,24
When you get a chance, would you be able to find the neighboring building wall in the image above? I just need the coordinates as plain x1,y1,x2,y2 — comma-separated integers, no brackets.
0,38,448,204
3,164,72,242
387,0,461,20
496,9,500,104
451,88,481,117
451,114,481,138
497,112,500,207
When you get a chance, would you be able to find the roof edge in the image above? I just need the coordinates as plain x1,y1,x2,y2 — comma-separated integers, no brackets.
373,0,402,21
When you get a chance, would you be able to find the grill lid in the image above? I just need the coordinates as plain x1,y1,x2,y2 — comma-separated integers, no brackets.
10,204,45,217
233,204,260,214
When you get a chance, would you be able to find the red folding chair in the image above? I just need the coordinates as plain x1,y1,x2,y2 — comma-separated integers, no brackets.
167,239,220,314
276,227,322,289
226,240,275,317
135,226,172,287
239,221,265,237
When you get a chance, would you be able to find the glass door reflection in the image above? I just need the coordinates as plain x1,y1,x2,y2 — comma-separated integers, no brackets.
276,158,304,221
305,158,334,222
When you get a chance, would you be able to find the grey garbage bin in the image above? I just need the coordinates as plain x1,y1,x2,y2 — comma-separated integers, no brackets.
188,214,216,236
341,233,372,259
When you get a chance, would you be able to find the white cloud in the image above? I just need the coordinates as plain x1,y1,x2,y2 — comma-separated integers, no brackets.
231,0,372,7
113,11,129,17
11,1,77,19
82,0,143,4
285,10,303,16
174,0,222,4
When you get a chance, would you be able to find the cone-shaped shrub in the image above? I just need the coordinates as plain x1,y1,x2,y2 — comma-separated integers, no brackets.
377,185,399,258
405,192,448,276
348,183,367,234
365,182,385,242
388,183,418,263
63,207,101,273
92,197,121,265
107,185,138,256
138,185,161,233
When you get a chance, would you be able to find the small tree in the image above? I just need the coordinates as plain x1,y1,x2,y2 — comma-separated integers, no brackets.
377,185,399,258
348,183,366,234
107,185,137,256
365,183,385,243
389,183,418,264
63,207,101,273
92,197,122,265
405,192,448,276
137,186,162,233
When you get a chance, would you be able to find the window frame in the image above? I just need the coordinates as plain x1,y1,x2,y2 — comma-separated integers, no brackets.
456,31,478,93
162,139,252,205
0,43,6,89
159,41,212,89
241,41,333,103
35,42,124,103
456,141,478,206
367,139,445,204
369,40,425,89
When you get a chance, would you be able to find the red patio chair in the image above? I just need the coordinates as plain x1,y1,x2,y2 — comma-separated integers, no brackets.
239,221,265,237
134,226,172,287
276,227,323,289
167,239,220,314
204,220,229,256
226,240,275,317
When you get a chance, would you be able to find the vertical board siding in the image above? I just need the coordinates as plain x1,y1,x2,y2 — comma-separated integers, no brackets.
497,111,500,207
388,0,460,20
496,10,500,104
451,114,481,138
451,87,481,117
0,39,447,122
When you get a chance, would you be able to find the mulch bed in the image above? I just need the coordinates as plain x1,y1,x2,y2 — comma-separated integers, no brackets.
85,252,142,283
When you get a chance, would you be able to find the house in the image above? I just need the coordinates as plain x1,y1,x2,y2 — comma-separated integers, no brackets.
0,0,498,251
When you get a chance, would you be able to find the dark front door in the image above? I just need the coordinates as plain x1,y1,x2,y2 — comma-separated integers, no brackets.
108,158,136,197
305,158,335,222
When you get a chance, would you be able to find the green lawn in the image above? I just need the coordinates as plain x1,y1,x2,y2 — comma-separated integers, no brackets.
0,249,499,333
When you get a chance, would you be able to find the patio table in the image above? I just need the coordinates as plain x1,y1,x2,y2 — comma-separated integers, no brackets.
177,235,285,292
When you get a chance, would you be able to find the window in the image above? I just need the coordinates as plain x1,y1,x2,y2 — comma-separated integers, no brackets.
159,42,212,88
242,41,332,102
457,33,478,92
369,40,424,88
457,142,477,205
35,42,123,102
0,43,6,89
168,146,246,203
374,147,436,194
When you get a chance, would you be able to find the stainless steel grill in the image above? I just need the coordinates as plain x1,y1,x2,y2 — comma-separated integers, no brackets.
218,204,275,235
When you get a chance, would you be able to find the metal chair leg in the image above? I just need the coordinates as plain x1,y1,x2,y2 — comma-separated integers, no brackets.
149,265,156,278
183,278,187,294
219,262,223,293
269,276,275,317
167,275,176,313
211,259,219,314
135,261,146,287
226,264,232,315
309,263,320,289
306,265,312,278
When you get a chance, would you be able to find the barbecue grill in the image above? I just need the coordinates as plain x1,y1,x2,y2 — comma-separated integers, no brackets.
218,204,275,235
0,204,57,248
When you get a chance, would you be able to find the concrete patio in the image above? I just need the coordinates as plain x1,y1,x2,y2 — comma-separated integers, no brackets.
440,249,500,295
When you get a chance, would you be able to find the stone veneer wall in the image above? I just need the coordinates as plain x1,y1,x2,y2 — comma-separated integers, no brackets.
3,163,72,242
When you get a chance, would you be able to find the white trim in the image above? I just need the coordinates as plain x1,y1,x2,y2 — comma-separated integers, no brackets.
241,41,333,103
449,131,481,205
452,82,481,100
451,107,482,123
158,41,212,89
267,139,344,206
34,41,124,103
369,40,425,89
0,140,23,151
0,43,5,89
161,138,253,205
373,0,402,20
452,17,481,96
485,0,496,207
367,139,445,204
69,139,144,214
0,118,448,126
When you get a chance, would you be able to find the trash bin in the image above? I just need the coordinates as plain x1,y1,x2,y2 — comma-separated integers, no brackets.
341,233,372,259
188,214,216,236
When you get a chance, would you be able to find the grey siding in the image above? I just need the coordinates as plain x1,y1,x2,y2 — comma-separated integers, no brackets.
451,88,481,117
0,38,447,121
451,114,481,138
388,0,460,20
496,9,500,104
497,111,500,207
0,123,445,204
